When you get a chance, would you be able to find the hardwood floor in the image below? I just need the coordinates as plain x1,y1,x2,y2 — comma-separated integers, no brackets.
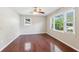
2,34,77,52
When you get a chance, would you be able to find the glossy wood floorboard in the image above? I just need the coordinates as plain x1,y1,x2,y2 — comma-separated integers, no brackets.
2,34,77,52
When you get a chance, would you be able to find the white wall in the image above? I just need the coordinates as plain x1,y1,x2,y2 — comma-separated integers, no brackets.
0,8,20,51
20,15,46,34
46,7,79,51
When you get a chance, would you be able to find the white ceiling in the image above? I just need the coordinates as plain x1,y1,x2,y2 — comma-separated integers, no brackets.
10,7,59,16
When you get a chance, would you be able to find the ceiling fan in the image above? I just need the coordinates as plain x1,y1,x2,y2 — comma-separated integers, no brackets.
33,7,45,14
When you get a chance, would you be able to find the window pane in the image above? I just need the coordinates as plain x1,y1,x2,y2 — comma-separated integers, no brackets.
55,14,64,31
66,11,74,32
67,12,73,22
66,27,73,32
66,23,73,26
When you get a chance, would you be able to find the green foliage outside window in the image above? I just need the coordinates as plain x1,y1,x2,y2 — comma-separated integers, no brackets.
55,15,64,31
52,9,75,33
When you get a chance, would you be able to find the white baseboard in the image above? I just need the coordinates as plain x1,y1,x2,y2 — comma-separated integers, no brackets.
21,32,46,35
0,34,20,51
47,33,79,52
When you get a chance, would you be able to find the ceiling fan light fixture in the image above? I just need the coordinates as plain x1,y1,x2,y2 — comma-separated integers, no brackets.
33,7,45,15
33,11,39,15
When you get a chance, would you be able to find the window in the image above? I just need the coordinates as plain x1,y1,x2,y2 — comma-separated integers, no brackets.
52,9,75,33
65,10,75,33
54,14,64,31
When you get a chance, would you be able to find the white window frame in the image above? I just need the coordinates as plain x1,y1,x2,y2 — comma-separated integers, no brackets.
52,9,75,34
53,13,64,32
65,9,75,34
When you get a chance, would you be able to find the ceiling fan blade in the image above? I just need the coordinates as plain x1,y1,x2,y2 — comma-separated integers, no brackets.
38,8,45,14
39,12,45,14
